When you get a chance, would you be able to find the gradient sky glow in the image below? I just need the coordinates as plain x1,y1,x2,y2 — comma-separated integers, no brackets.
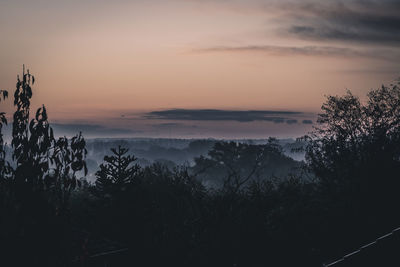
0,0,399,138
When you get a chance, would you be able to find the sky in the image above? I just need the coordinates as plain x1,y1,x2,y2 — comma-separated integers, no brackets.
0,0,399,139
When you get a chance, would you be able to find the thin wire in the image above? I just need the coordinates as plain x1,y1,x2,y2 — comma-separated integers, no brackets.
322,226,400,266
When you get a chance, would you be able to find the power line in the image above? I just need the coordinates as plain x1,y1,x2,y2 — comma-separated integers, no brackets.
322,226,400,266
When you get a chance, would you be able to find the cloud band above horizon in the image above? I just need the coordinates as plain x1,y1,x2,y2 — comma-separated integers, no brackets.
145,109,312,124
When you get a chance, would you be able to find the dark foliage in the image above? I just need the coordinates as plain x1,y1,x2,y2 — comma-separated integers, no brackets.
301,81,400,264
95,145,140,197
0,67,87,266
1,68,400,267
192,138,302,191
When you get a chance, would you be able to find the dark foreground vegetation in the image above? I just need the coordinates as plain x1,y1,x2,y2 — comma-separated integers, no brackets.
1,69,400,266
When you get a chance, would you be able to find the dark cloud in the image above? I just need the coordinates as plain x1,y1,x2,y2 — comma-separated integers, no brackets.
302,120,313,124
281,0,400,45
192,0,400,62
194,45,398,61
189,0,400,46
145,109,303,123
51,123,137,136
286,119,298,124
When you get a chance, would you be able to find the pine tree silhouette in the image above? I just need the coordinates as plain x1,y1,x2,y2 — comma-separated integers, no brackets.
96,145,139,196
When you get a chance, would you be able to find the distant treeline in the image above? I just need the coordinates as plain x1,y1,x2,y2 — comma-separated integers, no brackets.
83,137,306,180
1,69,400,266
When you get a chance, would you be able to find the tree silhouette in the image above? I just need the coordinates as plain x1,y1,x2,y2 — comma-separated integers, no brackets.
192,139,299,192
96,145,140,196
301,80,400,262
0,89,10,179
49,133,88,211
0,66,88,266
8,66,88,204
12,66,54,192
305,81,400,193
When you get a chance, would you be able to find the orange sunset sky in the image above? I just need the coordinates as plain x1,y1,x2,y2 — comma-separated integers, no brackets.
0,0,399,138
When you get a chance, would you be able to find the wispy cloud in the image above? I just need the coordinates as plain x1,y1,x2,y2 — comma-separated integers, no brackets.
190,0,400,62
145,109,307,124
189,0,400,46
193,45,399,61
